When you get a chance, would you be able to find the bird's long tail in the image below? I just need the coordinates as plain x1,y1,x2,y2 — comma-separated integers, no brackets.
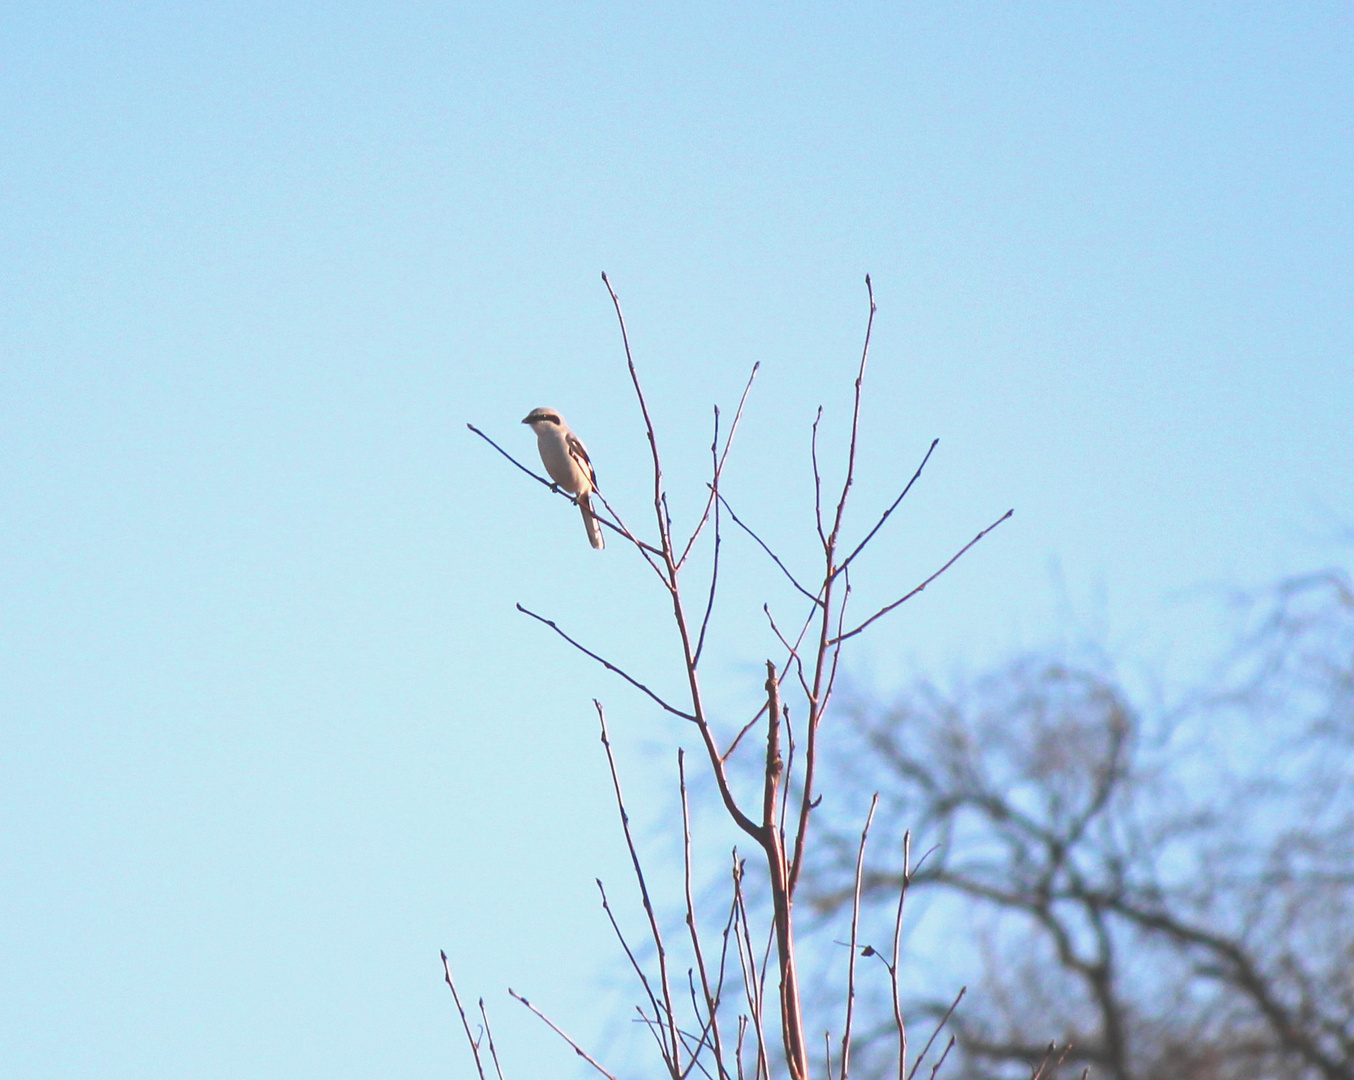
579,493,604,550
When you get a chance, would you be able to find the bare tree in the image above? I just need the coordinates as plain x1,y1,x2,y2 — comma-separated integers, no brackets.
808,569,1354,1080
449,274,1014,1080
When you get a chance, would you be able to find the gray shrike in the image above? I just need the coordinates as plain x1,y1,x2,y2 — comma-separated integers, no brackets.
522,407,604,550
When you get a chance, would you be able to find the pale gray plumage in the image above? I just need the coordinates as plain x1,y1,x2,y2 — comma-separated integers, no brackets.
521,407,604,550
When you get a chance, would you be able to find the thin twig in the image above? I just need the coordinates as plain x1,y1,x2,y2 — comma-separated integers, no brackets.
765,604,812,701
591,488,667,560
926,1037,955,1080
694,408,724,668
778,701,796,851
680,750,730,1080
833,509,1013,644
597,878,666,1060
441,951,489,1080
812,407,826,547
722,709,763,765
836,438,939,578
891,831,911,1080
634,1005,677,1069
516,605,697,721
467,422,661,554
602,271,671,554
466,423,558,492
841,794,879,1080
828,275,877,551
906,987,966,1080
716,492,821,605
679,362,760,570
478,998,507,1080
1030,1042,1071,1080
817,566,852,762
597,702,681,1072
509,988,620,1080
731,856,770,1080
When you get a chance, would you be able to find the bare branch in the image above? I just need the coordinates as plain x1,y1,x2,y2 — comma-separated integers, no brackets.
765,604,812,702
597,877,667,1062
890,831,911,1080
841,794,880,1080
680,362,761,570
836,439,940,578
812,407,826,547
716,491,822,605
1029,1042,1071,1080
833,509,1013,644
516,605,696,721
926,1037,955,1080
509,988,620,1080
467,422,659,554
681,750,730,1080
441,951,489,1080
590,488,667,560
478,998,507,1080
731,855,771,1080
602,271,671,553
907,988,966,1080
466,422,558,492
597,702,681,1072
693,411,724,668
828,274,877,550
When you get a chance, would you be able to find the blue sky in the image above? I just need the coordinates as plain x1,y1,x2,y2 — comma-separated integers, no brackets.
1,3,1350,1077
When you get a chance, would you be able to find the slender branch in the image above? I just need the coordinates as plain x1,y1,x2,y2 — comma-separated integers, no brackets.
681,750,730,1080
891,831,911,1080
441,951,489,1080
778,704,797,858
812,407,826,547
679,362,761,570
731,855,771,1080
723,589,821,766
1030,1042,1071,1080
716,491,821,605
597,702,681,1074
833,509,1014,644
466,423,558,492
841,794,880,1080
602,271,670,552
926,1038,955,1080
597,878,667,1062
723,710,764,765
907,987,966,1080
816,567,852,769
836,439,939,578
759,662,808,1080
509,988,620,1080
764,604,811,701
828,275,877,551
591,488,667,560
478,998,507,1080
467,422,663,555
516,605,696,721
693,412,724,668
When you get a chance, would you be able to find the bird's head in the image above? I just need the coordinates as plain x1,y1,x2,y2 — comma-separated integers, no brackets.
521,407,564,429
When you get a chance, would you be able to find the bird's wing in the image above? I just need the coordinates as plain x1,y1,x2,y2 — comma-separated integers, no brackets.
566,432,598,491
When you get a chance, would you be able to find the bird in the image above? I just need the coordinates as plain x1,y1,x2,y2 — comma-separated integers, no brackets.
521,407,604,550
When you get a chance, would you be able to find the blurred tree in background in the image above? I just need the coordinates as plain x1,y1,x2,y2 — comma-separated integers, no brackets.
809,569,1354,1080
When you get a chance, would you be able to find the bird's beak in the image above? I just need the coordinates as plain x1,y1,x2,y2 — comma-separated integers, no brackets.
520,415,532,425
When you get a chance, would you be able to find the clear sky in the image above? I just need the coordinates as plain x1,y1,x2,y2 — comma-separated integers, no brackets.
1,3,1350,1078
